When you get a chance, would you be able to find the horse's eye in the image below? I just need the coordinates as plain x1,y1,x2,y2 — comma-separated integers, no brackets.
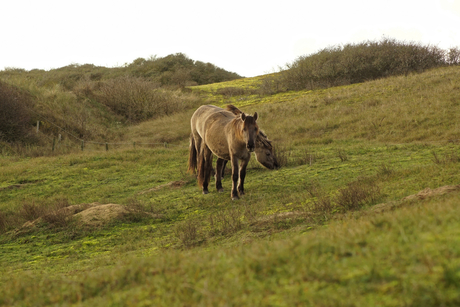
266,152,271,156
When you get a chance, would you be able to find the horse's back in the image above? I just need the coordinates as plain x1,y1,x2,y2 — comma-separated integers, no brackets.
191,105,237,160
191,105,233,135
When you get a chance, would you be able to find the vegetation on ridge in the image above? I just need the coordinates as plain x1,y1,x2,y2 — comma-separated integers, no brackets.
262,38,460,94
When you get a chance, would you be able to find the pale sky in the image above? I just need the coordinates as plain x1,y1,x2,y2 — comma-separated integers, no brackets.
2,0,460,77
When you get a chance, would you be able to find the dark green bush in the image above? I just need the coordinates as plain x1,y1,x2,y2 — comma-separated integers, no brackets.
127,53,241,86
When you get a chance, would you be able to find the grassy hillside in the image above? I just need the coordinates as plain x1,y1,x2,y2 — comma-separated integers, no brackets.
1,66,460,306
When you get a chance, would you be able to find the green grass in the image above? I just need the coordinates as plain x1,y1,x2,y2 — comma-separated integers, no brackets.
1,66,460,306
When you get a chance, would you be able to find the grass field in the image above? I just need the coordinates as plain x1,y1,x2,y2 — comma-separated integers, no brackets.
1,66,460,306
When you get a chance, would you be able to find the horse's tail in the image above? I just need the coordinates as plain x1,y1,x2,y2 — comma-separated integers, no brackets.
188,133,198,174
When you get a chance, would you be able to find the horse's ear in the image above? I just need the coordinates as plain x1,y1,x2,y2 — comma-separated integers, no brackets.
254,112,258,121
241,113,246,121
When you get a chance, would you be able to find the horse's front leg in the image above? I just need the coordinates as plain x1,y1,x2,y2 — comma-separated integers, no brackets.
230,157,240,200
215,158,225,192
238,158,249,196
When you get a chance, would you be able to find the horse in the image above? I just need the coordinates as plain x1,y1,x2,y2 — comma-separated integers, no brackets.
216,105,279,182
188,105,259,200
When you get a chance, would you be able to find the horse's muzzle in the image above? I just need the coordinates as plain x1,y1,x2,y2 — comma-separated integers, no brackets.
247,142,255,152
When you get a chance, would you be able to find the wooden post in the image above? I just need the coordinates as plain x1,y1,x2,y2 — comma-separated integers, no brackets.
36,121,40,133
81,140,84,151
52,137,56,152
106,143,109,151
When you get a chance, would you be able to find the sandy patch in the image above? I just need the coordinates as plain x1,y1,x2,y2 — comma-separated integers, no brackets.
73,203,131,227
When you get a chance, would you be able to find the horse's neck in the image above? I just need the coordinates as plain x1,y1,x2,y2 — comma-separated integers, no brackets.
227,119,251,158
228,118,244,139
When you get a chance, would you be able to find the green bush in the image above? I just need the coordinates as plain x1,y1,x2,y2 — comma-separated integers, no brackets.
127,53,241,86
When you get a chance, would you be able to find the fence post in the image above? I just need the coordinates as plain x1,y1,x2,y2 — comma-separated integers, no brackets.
36,121,40,133
106,143,109,151
81,140,84,151
52,137,56,152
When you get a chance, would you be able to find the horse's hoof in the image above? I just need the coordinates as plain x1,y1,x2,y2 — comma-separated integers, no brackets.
232,195,239,200
218,188,224,193
202,190,209,195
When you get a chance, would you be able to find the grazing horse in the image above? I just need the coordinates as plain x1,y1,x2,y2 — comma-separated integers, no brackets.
188,105,259,200
216,105,279,182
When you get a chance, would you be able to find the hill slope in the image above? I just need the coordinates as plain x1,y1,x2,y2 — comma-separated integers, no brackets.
1,66,460,306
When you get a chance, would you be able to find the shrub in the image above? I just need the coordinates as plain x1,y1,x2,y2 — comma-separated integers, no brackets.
128,53,241,86
20,201,46,221
0,81,36,143
278,38,454,92
306,182,334,214
0,211,7,233
40,198,72,227
14,198,72,230
273,145,289,167
447,47,460,65
335,179,380,211
96,76,199,123
209,207,243,236
258,75,284,96
174,220,199,248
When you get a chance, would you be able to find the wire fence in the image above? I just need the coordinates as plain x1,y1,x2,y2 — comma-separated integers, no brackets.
20,105,188,154
37,131,187,153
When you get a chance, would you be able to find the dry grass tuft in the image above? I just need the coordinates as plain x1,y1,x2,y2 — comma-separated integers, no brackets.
174,220,200,248
335,179,380,211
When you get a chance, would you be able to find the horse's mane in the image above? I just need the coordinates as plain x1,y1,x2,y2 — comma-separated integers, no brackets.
226,104,242,116
230,115,245,138
257,130,272,149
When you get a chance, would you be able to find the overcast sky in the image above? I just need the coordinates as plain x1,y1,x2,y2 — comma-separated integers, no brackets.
2,0,460,77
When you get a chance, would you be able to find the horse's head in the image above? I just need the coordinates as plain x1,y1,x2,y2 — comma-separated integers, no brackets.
254,136,280,170
241,112,259,152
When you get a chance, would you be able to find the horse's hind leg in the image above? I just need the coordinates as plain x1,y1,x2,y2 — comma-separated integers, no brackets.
215,158,225,192
221,160,228,178
202,146,213,194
